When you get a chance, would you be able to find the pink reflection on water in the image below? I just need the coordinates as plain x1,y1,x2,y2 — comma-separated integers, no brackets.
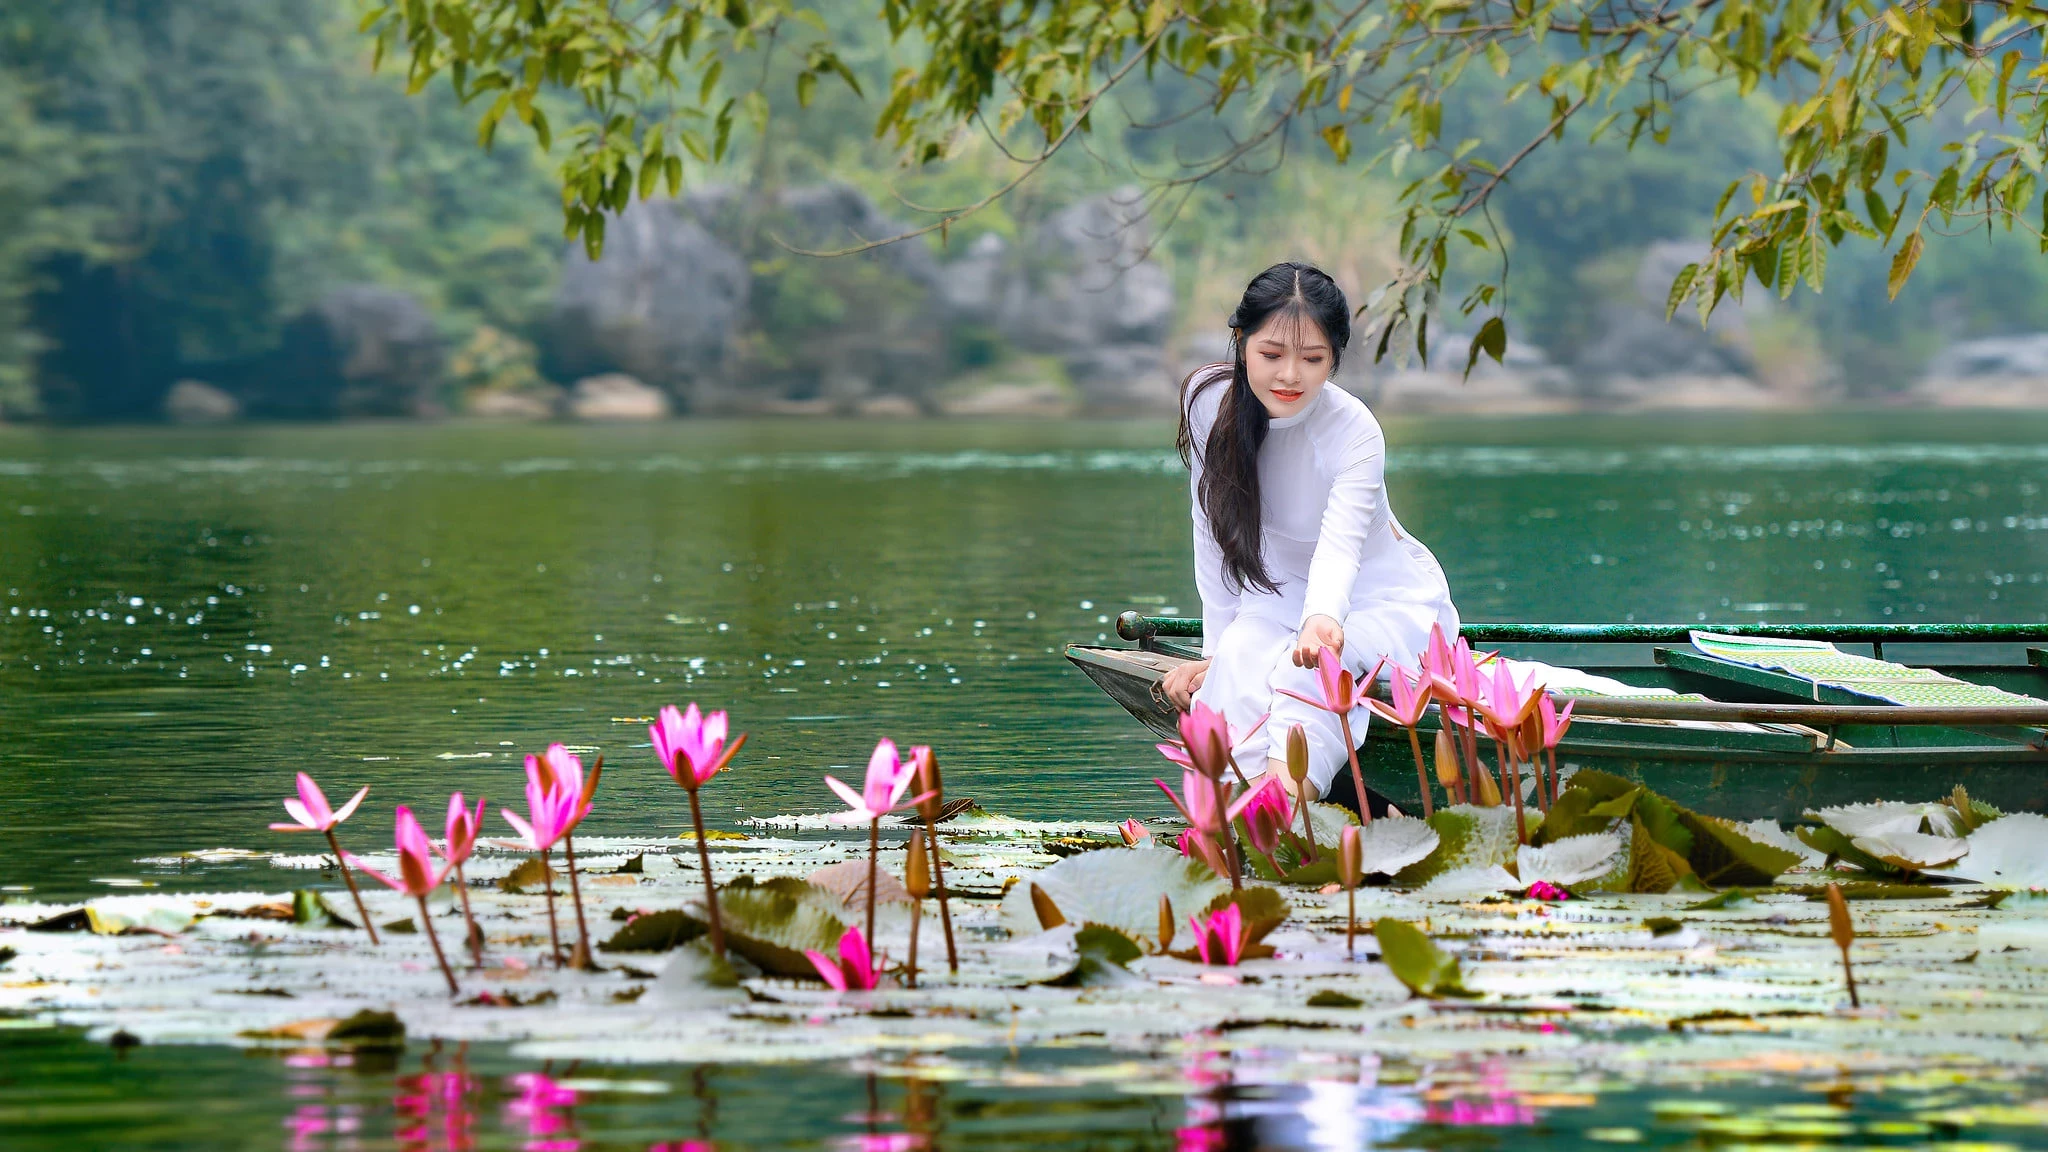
1422,1061,1537,1127
393,1068,479,1151
504,1071,581,1151
833,1135,926,1152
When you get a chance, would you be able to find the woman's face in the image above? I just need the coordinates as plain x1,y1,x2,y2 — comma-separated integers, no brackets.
1242,311,1333,419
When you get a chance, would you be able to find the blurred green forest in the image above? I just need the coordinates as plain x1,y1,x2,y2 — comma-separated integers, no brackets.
2,0,2044,420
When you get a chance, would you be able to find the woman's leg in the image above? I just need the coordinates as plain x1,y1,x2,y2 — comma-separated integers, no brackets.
1260,601,1439,803
1190,613,1296,767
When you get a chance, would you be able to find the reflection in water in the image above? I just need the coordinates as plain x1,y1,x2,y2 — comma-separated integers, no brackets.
505,1069,580,1151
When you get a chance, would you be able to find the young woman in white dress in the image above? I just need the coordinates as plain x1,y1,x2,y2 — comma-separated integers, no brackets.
1159,262,1460,815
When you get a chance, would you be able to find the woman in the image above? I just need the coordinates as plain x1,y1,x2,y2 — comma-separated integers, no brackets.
1159,262,1459,813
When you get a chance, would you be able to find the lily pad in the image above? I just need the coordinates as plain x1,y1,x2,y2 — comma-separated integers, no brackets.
500,857,557,894
997,848,1229,947
292,890,357,928
1850,830,1968,873
1626,815,1693,894
714,876,848,978
1808,802,1937,840
1732,818,1827,867
1306,989,1363,1008
1413,865,1519,900
599,910,706,953
1949,813,2048,890
1046,924,1145,988
1516,832,1624,888
1372,918,1475,998
1353,816,1442,878
1679,811,1803,887
84,901,195,936
1394,805,1520,887
806,860,913,907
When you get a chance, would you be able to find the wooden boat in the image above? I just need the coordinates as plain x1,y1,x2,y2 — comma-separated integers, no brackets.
1068,614,2048,820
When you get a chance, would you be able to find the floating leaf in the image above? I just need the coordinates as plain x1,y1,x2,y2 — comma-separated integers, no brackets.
292,890,356,928
1644,916,1685,936
1792,882,1949,901
1850,830,1967,872
1948,813,2048,890
1680,811,1802,886
1732,819,1826,867
1047,924,1145,988
84,901,195,937
1307,989,1363,1008
1414,865,1519,899
500,858,557,894
1808,802,1932,840
1354,815,1441,877
806,860,912,908
1626,815,1692,894
1394,805,1519,886
1372,918,1475,998
1685,887,1756,910
714,876,848,978
599,910,705,953
1517,832,1624,888
997,848,1228,948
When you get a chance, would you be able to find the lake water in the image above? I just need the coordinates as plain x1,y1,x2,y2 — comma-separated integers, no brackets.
3,411,2047,1149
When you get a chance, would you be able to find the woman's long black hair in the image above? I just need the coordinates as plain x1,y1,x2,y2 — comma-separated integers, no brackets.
1176,262,1351,595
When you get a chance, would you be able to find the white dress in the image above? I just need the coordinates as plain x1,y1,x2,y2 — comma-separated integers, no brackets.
1186,370,1460,796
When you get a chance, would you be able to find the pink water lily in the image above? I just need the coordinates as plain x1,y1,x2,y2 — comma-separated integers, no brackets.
268,772,378,944
439,792,487,967
1527,693,1574,813
348,806,451,897
1188,903,1251,966
501,745,595,967
1118,818,1152,847
1368,662,1439,817
1161,701,1266,781
826,738,936,947
652,702,745,790
271,772,369,834
345,806,459,995
1235,775,1292,858
806,925,882,991
1276,646,1384,824
823,738,932,823
1476,658,1542,731
1156,769,1236,836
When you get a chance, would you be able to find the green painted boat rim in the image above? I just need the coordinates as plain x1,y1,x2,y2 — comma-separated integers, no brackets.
1116,611,2048,645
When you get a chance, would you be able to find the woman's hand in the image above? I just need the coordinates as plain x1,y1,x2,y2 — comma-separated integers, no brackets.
1292,615,1345,668
1161,659,1210,710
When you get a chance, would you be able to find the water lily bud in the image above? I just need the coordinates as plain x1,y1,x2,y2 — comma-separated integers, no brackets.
1030,883,1066,930
1338,825,1363,890
1286,725,1311,786
1158,894,1174,953
913,746,945,822
1434,728,1460,788
906,829,931,899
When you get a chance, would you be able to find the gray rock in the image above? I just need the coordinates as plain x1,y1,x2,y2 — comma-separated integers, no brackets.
549,198,750,408
256,285,447,418
162,380,240,424
1572,241,1754,391
568,373,670,421
1923,333,2048,378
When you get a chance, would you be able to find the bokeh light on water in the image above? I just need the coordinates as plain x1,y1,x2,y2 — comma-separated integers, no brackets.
1,413,2045,896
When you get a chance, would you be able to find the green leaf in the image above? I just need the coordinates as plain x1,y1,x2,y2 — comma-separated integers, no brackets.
1684,887,1756,910
1372,918,1476,998
1308,989,1364,1008
1464,316,1506,375
1866,189,1893,237
714,876,847,977
1049,923,1147,987
500,857,557,893
1665,262,1700,320
599,909,705,953
1679,811,1801,886
796,70,816,108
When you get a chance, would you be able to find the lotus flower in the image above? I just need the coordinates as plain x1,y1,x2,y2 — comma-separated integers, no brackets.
824,738,933,823
806,924,882,991
345,806,459,995
1156,769,1237,835
1476,659,1541,731
501,746,593,966
268,772,378,943
1235,775,1292,857
270,772,368,834
651,702,744,790
1369,663,1439,817
1188,903,1251,966
827,738,936,946
438,792,487,966
1535,693,1574,749
1276,646,1382,824
1118,818,1152,847
1527,880,1572,901
524,744,596,835
1177,827,1233,879
348,806,451,898
439,793,485,867
501,773,582,853
1160,701,1266,781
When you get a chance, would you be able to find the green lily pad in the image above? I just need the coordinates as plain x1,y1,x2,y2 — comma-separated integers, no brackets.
1394,805,1519,887
1627,815,1693,894
1949,814,2048,890
1796,824,1909,878
292,890,357,928
714,876,848,978
1791,882,1951,901
1372,917,1476,998
1685,887,1756,910
1046,923,1146,988
500,857,558,894
327,1010,406,1048
1679,810,1802,887
599,909,706,953
84,901,195,936
1306,989,1363,1008
1644,916,1685,936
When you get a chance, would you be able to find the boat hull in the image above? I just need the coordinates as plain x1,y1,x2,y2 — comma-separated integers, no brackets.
1066,643,2048,821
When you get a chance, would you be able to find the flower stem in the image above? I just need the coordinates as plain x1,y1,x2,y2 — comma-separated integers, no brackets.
539,848,563,966
906,899,922,989
325,829,379,945
923,816,958,973
416,894,460,997
866,817,880,946
1337,712,1370,823
687,787,726,958
453,862,483,967
1296,790,1318,862
1406,727,1434,818
1346,886,1356,960
1212,775,1242,891
564,833,592,970
1547,747,1561,811
1502,740,1527,845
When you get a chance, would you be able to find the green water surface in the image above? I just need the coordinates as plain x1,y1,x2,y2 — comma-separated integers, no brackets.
4,412,2048,1150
